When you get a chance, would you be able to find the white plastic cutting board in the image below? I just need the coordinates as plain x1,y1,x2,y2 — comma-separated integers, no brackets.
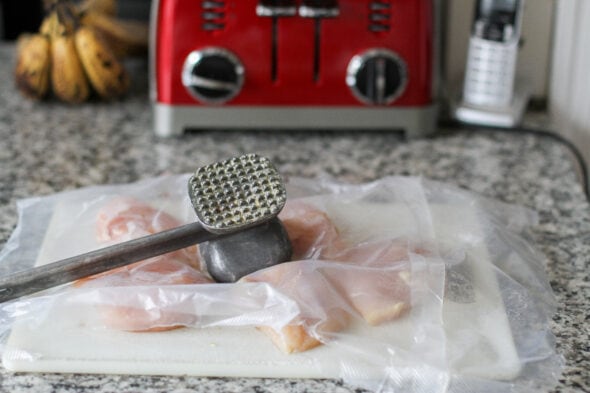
2,202,521,380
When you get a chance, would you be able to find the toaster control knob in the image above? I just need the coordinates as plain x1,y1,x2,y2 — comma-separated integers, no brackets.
182,48,244,104
346,49,408,105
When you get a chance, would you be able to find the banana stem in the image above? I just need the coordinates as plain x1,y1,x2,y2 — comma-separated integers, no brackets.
55,2,80,34
43,0,67,13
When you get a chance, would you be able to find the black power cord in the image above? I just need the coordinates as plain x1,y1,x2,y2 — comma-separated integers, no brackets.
438,119,590,201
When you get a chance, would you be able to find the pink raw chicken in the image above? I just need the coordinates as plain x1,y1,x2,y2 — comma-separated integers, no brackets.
278,200,343,260
77,198,416,345
242,262,350,354
245,201,416,353
280,200,414,325
75,197,212,332
96,196,201,269
325,240,415,326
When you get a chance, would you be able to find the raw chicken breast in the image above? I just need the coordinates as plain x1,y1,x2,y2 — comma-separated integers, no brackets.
249,202,416,353
74,258,212,289
86,259,213,332
278,200,343,260
75,197,212,332
281,200,414,325
77,197,416,341
96,196,201,269
242,261,350,354
325,240,415,326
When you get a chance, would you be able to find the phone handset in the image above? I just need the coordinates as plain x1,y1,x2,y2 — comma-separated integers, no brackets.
462,0,524,108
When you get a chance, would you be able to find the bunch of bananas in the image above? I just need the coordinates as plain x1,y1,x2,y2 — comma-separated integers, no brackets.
15,0,148,103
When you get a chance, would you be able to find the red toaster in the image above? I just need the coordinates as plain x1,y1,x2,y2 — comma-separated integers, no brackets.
150,0,438,137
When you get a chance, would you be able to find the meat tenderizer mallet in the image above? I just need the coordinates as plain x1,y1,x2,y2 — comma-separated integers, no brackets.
0,154,292,302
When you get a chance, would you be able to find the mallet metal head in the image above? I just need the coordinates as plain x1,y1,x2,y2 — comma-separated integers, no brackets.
188,154,287,234
189,154,292,282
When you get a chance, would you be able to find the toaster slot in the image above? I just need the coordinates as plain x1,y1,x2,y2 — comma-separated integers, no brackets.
299,0,339,82
257,0,297,82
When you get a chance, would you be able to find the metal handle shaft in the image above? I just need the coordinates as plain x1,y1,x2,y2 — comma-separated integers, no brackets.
0,222,218,303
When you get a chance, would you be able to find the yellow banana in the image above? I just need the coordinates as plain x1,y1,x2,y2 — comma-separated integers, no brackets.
40,16,52,36
51,33,90,103
39,7,64,36
75,25,130,99
80,11,148,57
14,34,51,100
16,33,34,55
43,5,90,103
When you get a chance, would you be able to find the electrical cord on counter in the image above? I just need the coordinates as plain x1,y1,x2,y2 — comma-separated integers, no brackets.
438,119,590,201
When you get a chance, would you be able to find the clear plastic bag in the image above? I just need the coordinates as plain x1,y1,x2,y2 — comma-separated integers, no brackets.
0,175,562,393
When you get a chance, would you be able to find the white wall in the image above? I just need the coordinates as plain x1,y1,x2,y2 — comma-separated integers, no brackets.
550,0,590,172
444,0,555,100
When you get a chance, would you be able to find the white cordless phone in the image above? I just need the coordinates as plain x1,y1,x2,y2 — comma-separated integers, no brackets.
462,0,524,108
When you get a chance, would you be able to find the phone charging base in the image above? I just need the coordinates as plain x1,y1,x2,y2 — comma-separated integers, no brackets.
454,88,530,128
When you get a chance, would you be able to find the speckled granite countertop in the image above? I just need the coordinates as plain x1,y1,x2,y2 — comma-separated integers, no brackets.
0,44,589,392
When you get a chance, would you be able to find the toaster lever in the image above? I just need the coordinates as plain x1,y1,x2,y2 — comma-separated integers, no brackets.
257,0,297,81
299,0,339,18
256,0,297,17
299,0,339,82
